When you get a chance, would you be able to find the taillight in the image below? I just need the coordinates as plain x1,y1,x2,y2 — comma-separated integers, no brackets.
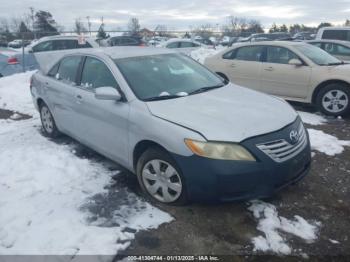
8,57,19,65
139,43,146,47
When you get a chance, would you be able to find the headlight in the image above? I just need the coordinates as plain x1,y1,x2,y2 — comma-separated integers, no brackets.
184,139,256,161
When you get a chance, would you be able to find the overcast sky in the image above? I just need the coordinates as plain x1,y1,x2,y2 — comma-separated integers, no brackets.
0,0,350,31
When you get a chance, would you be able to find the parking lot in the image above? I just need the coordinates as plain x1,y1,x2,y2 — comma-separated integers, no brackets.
0,70,349,259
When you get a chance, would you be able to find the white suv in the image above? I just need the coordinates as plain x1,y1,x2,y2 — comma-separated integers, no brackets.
315,27,350,42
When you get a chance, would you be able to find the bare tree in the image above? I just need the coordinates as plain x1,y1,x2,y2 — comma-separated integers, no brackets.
193,24,214,38
154,24,167,36
74,18,87,35
128,17,140,35
10,17,22,33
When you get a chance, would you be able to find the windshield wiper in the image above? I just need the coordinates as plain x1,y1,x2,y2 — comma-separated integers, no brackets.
189,83,225,95
327,61,344,66
144,95,183,101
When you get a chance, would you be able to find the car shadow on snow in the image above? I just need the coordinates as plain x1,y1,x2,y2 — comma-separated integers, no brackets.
40,129,149,227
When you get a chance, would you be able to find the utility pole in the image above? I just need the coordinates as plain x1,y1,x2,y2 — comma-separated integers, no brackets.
86,16,91,36
30,7,36,39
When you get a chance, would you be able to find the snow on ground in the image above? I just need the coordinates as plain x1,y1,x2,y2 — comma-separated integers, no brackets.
0,73,173,255
308,129,350,156
190,47,225,64
298,111,327,126
248,201,321,255
0,71,36,115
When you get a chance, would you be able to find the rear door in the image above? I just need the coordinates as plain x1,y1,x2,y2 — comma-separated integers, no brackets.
73,56,130,165
219,45,264,90
44,55,83,135
260,45,311,99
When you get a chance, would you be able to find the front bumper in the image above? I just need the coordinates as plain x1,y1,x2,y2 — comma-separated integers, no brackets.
172,118,311,202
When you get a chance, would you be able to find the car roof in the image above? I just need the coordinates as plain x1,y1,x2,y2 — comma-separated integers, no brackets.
34,35,97,44
318,27,350,31
35,47,177,75
55,46,176,59
307,39,350,46
165,38,197,43
233,41,307,48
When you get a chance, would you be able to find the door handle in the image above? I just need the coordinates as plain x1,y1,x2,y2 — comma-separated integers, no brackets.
230,63,236,68
264,67,274,71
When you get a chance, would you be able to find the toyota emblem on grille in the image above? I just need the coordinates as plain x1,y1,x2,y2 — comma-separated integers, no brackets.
289,130,299,144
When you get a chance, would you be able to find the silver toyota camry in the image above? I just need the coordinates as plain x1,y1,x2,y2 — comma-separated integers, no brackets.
31,47,311,205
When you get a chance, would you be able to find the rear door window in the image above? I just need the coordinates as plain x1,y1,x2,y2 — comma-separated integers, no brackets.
166,42,180,48
233,46,264,62
53,40,77,51
180,41,195,48
80,57,118,90
121,37,138,45
57,56,82,85
322,30,350,41
32,41,53,52
324,43,350,56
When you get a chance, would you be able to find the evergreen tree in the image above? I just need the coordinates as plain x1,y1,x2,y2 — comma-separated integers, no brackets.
34,10,58,37
97,23,107,39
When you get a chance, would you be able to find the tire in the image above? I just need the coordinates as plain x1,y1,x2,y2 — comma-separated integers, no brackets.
39,102,61,138
136,147,188,205
316,83,350,116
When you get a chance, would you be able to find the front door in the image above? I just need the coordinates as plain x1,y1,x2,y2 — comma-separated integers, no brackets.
260,46,311,99
73,56,130,165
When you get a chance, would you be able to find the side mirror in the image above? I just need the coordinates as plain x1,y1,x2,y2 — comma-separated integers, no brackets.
289,58,303,66
27,47,33,53
95,87,122,101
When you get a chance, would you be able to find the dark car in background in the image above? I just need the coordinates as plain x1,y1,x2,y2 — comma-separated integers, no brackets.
293,32,315,40
107,36,145,47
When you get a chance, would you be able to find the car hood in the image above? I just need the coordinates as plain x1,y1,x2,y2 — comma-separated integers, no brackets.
146,84,298,142
328,63,350,74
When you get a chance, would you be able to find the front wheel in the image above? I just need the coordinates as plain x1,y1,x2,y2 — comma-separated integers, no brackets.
40,103,61,138
316,83,350,116
136,148,188,205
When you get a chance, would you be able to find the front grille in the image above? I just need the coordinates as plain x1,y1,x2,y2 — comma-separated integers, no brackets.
256,123,307,163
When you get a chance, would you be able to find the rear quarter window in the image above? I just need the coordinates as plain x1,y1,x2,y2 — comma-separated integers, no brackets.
322,30,350,41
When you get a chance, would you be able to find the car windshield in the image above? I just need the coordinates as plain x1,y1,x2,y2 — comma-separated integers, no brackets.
115,53,225,101
295,44,343,65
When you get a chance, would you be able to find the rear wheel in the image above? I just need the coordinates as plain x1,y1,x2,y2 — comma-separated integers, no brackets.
39,102,60,138
316,83,350,116
136,147,188,205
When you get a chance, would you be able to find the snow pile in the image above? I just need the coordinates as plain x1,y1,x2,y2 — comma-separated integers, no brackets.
0,119,172,255
298,111,327,126
248,200,321,255
0,71,36,115
308,129,350,156
190,47,224,64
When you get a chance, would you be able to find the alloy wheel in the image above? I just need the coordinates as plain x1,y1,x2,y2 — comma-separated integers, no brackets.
322,90,349,113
